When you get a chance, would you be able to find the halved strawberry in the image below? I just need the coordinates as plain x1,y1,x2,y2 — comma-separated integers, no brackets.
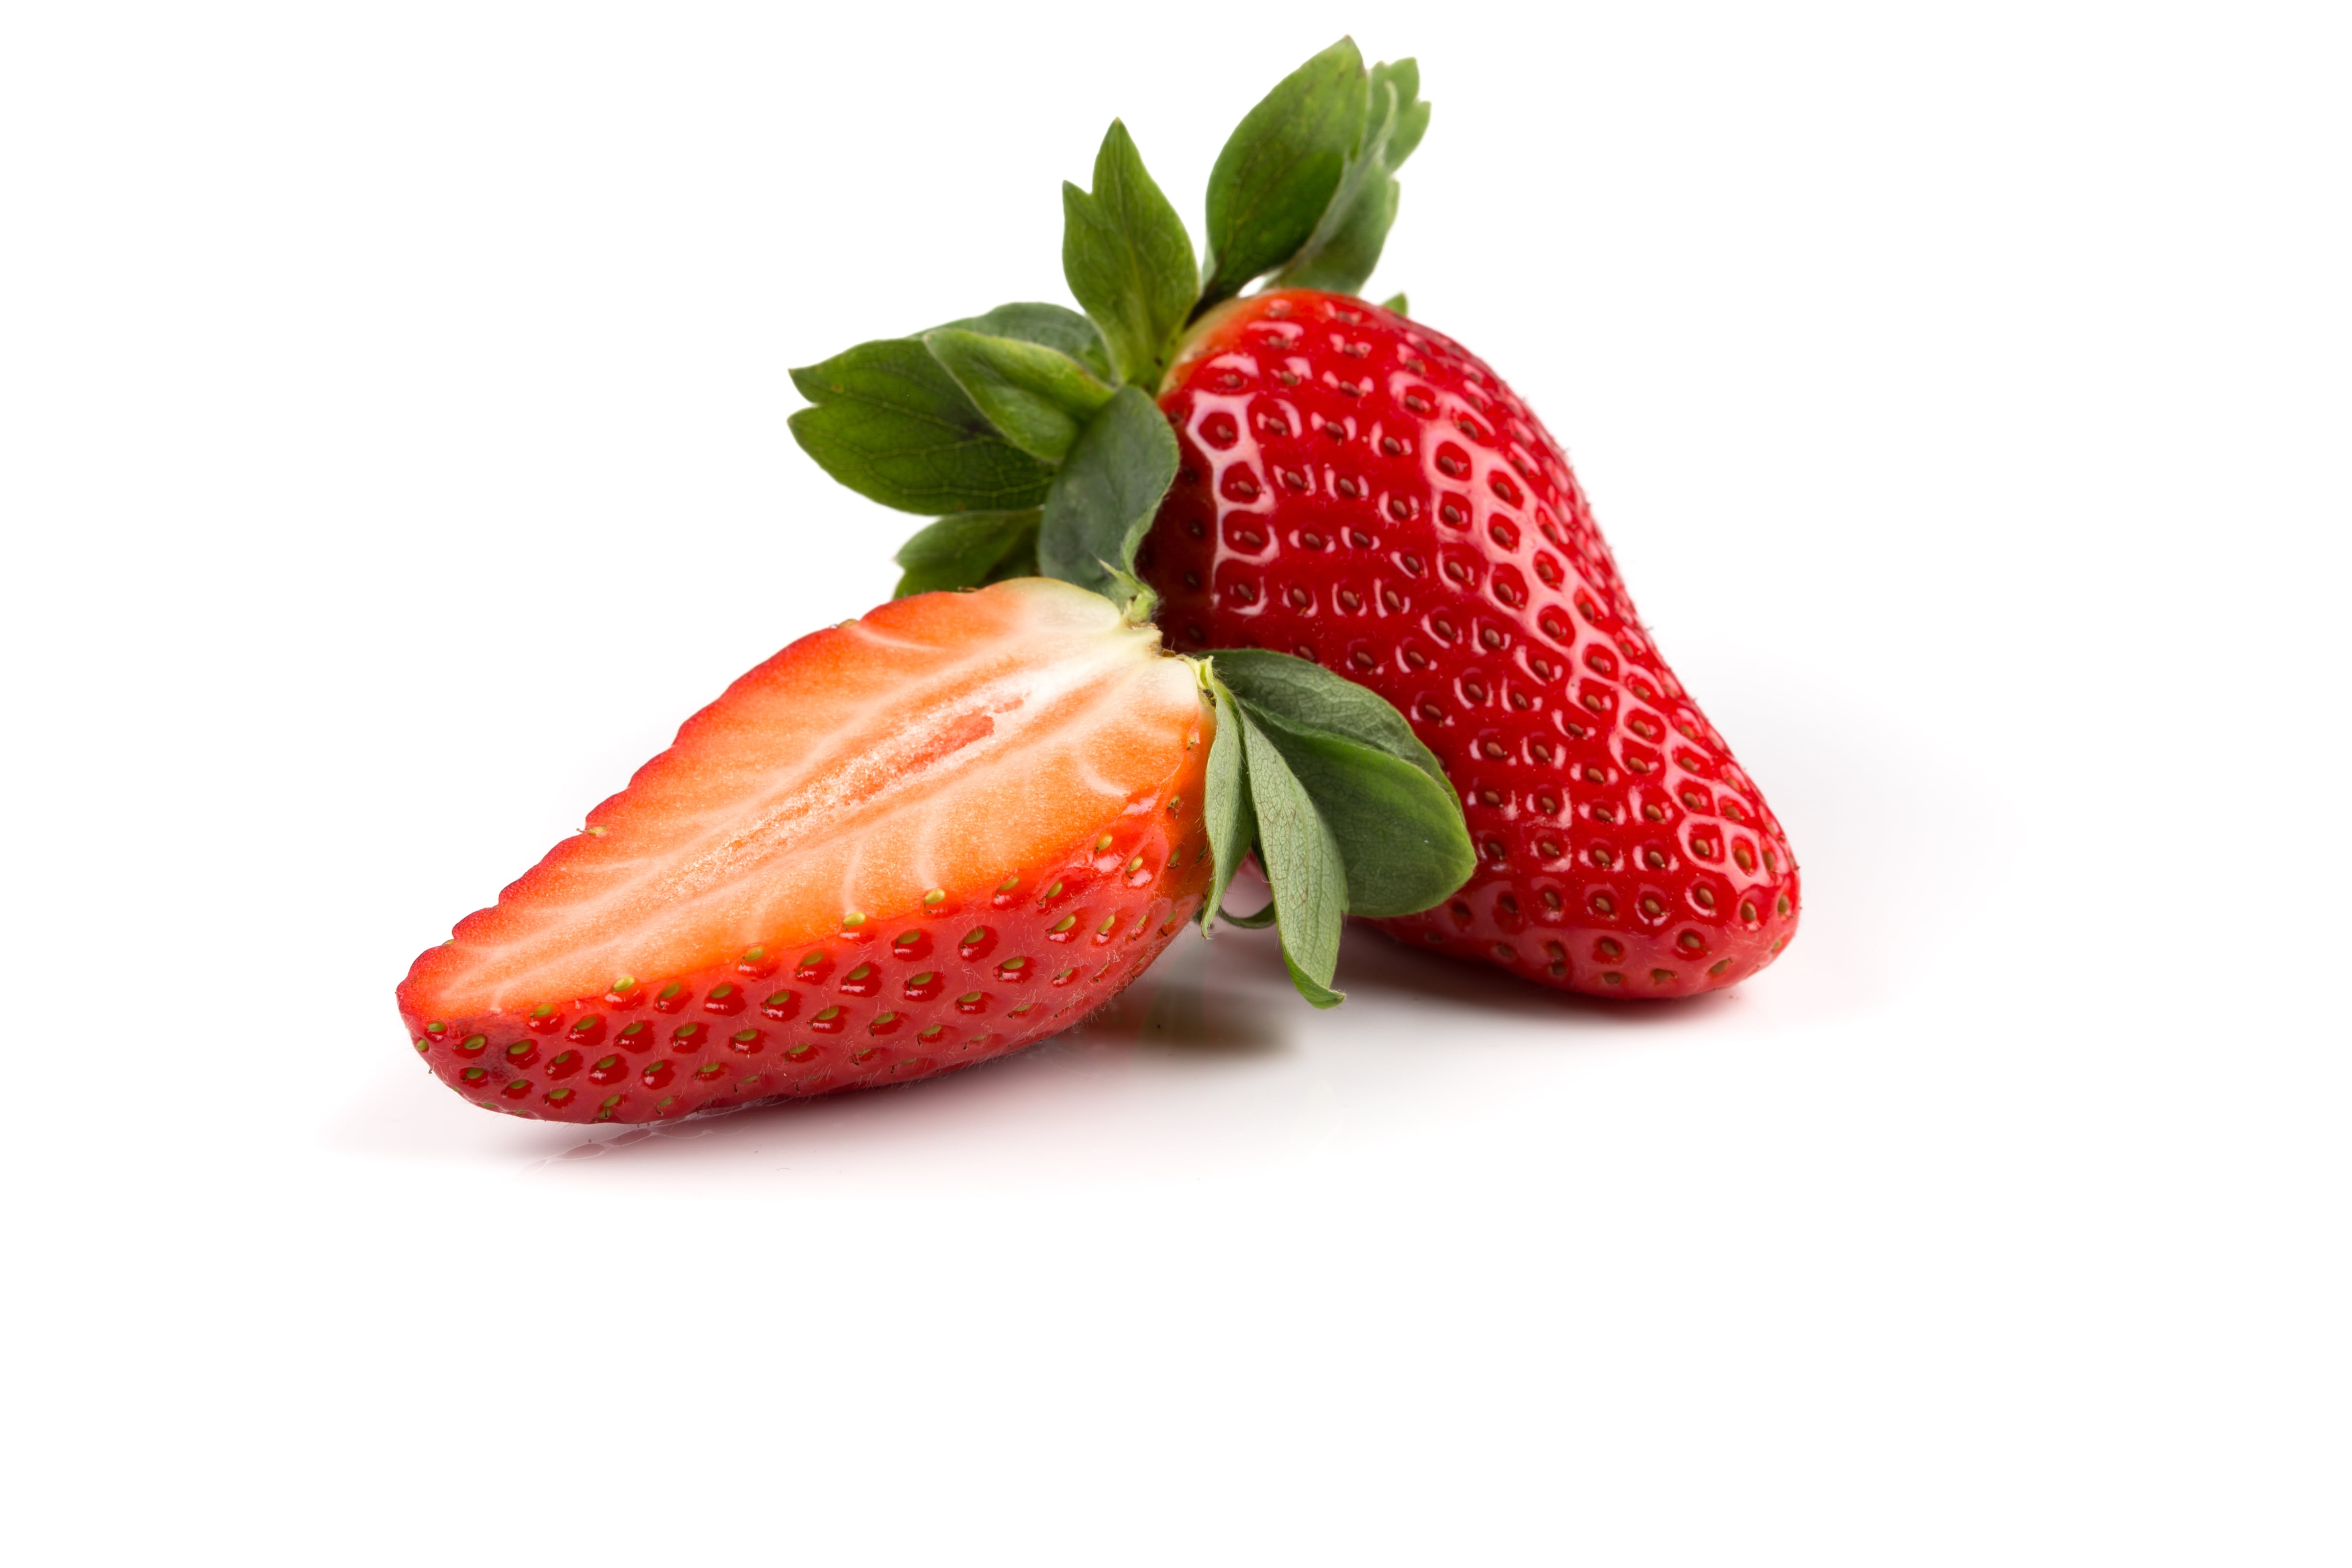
398,577,1472,1123
399,580,1214,1123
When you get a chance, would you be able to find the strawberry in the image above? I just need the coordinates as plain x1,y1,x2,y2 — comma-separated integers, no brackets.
787,38,1800,1000
1140,290,1799,996
398,578,1473,1123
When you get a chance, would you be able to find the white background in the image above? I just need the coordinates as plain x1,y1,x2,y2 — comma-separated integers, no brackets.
4,3,2347,1562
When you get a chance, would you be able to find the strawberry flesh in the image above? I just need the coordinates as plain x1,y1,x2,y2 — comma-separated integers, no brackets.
399,580,1213,1122
1140,290,1798,997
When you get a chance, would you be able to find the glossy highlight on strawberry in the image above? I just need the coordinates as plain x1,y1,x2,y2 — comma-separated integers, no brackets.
1140,290,1799,997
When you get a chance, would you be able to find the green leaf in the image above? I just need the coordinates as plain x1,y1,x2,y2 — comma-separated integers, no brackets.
1093,562,1160,626
1200,679,1252,935
1208,648,1472,920
1272,56,1431,297
1373,56,1431,167
890,511,1040,597
933,303,1112,382
1236,703,1347,1007
1234,703,1475,919
1379,292,1409,317
984,529,1039,584
1280,948,1346,1010
1061,121,1199,388
1035,386,1180,597
1207,648,1450,795
1197,38,1368,314
923,329,1116,465
1194,653,1467,1001
788,338,1056,515
1218,899,1278,929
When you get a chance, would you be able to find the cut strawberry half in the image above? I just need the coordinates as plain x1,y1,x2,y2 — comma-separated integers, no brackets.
399,580,1212,1123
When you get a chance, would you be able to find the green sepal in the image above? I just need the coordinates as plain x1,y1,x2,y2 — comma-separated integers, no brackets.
1199,678,1252,936
890,510,1041,597
1217,899,1278,929
1212,650,1472,919
1192,652,1470,1007
1061,121,1200,388
1272,56,1430,297
1197,38,1369,315
1373,57,1431,167
1234,701,1348,1008
1036,385,1180,599
1208,648,1450,796
990,529,1041,584
1234,703,1475,919
1095,562,1160,627
788,338,1055,515
932,302,1112,381
922,329,1116,465
1281,948,1346,1010
1380,292,1408,318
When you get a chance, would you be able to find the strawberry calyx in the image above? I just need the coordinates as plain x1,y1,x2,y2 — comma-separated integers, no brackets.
786,37,1425,600
1190,649,1474,1006
1197,44,1428,316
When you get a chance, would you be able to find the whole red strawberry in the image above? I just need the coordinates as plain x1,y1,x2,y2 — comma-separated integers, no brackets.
1139,290,1797,995
789,38,1798,1000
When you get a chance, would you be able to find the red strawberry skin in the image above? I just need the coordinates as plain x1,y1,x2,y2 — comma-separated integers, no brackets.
1138,290,1798,998
398,583,1215,1124
398,846,1207,1125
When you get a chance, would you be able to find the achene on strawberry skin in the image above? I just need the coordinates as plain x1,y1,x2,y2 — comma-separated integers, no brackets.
1139,290,1801,998
401,856,1206,1127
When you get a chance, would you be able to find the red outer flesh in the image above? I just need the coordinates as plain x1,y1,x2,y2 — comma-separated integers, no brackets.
1139,290,1799,999
399,789,1209,1125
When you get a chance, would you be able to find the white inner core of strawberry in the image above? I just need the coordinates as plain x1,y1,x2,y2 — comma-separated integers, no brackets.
422,581,1200,1014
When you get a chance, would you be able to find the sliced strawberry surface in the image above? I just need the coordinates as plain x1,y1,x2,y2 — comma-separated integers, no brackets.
398,579,1214,1122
